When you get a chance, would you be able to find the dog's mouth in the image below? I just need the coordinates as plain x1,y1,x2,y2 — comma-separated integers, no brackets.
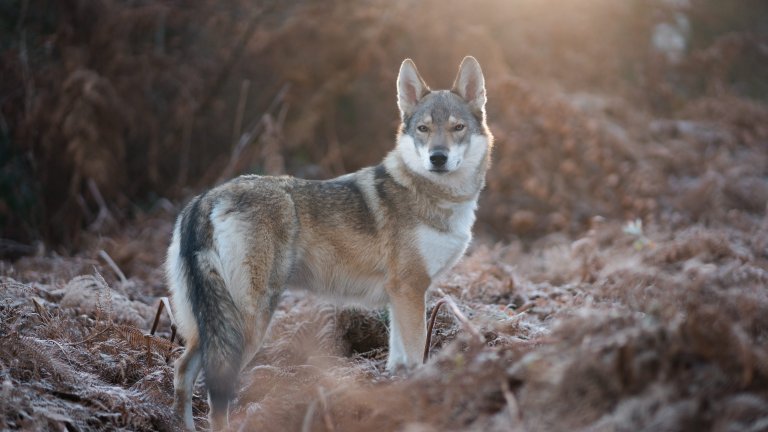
429,168,449,173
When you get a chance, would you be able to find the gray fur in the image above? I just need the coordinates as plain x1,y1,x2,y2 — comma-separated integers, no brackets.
178,195,245,409
404,90,482,136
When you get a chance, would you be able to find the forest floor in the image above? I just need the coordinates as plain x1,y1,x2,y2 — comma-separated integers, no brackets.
2,156,768,431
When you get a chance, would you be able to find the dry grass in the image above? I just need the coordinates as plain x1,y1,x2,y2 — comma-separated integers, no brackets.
2,209,767,430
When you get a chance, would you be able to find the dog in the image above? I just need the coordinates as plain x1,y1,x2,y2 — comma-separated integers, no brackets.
166,56,493,430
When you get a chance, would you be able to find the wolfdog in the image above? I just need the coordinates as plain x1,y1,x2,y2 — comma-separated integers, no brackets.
166,56,493,430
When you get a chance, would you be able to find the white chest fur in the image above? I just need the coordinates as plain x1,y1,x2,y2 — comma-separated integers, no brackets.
415,199,477,279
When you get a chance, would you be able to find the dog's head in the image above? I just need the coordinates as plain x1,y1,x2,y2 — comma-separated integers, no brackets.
396,56,490,176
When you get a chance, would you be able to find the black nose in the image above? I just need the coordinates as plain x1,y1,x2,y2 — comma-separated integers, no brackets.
430,152,448,167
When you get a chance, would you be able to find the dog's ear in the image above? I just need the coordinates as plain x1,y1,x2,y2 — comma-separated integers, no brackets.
397,59,430,119
452,56,486,117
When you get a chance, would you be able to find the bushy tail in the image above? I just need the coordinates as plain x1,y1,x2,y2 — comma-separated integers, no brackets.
179,197,244,410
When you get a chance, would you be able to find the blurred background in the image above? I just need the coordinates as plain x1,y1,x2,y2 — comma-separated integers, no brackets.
1,0,767,252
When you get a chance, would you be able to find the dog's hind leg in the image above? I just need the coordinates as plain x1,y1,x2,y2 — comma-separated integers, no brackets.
206,214,295,430
173,339,203,430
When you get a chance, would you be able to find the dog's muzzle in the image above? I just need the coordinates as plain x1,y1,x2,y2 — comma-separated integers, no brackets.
429,149,448,171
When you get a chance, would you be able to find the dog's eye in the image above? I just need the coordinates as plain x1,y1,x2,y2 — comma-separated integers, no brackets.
417,125,429,133
454,124,465,131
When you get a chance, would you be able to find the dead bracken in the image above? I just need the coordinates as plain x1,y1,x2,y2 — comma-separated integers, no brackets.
2,0,768,431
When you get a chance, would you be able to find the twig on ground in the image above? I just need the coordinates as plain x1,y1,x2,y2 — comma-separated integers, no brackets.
423,299,447,363
423,296,484,363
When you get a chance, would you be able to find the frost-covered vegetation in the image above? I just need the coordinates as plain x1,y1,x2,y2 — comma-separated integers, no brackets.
1,0,767,430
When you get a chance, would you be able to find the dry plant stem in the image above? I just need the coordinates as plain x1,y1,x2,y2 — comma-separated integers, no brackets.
144,334,153,367
501,379,525,431
423,297,484,363
443,296,484,341
231,79,251,146
31,297,50,322
164,298,178,345
218,83,290,183
195,2,277,117
87,178,113,231
423,299,447,363
149,298,165,336
65,327,112,346
18,3,34,117
263,102,290,175
92,269,114,324
176,114,193,189
75,194,94,221
322,114,346,175
301,400,318,432
515,302,535,315
49,339,73,365
0,238,35,257
98,250,127,284
317,386,335,432
149,297,178,347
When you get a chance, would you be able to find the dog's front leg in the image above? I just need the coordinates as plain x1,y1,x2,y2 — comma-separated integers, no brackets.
386,280,428,371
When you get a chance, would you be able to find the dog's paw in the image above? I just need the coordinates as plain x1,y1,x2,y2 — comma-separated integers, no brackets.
386,354,421,377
